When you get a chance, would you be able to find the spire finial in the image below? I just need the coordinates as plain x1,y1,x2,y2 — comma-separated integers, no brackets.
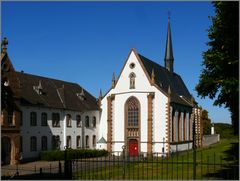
164,15,174,72
98,89,103,106
111,73,116,88
1,37,8,54
99,89,103,100
168,11,171,20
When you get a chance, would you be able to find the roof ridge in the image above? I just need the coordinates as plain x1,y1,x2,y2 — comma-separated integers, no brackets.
137,53,184,80
137,52,192,104
15,71,79,86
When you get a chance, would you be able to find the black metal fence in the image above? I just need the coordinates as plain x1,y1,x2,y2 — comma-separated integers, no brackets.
1,149,238,180
69,150,239,180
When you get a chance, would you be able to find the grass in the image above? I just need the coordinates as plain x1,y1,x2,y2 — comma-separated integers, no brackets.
74,139,239,180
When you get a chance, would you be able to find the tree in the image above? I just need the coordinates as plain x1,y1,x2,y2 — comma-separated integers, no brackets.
196,2,239,134
202,110,211,135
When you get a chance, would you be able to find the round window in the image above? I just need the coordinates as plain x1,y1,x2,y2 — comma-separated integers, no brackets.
129,63,135,69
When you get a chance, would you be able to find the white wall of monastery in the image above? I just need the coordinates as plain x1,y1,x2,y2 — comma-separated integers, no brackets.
20,106,99,160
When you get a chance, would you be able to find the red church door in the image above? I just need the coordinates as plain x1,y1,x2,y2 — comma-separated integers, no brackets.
128,139,139,157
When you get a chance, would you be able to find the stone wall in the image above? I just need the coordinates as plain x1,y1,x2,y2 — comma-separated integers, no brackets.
202,134,220,147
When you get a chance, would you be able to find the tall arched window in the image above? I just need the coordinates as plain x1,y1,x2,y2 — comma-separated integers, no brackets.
76,115,81,127
85,116,89,128
41,136,48,151
67,136,71,148
92,135,96,148
76,135,81,148
41,113,48,126
85,135,89,148
66,114,72,127
92,116,96,128
129,72,136,89
30,136,37,151
30,112,37,126
127,97,139,127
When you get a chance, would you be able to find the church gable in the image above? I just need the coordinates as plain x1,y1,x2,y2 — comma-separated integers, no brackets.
111,49,154,93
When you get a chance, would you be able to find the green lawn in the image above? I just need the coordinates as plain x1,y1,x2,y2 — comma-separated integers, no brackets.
74,139,239,180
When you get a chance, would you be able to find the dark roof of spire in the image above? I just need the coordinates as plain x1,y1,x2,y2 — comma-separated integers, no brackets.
164,18,174,61
137,53,192,107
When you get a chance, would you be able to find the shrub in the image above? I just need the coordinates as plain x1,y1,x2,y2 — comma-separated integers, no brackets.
40,149,108,161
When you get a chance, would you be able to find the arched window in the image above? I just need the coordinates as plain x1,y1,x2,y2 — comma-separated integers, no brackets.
126,97,139,127
92,135,96,148
85,116,89,128
52,135,60,150
76,135,81,148
76,115,81,127
52,113,60,127
66,114,72,127
30,136,37,151
30,112,37,126
129,72,136,89
41,112,48,126
41,136,48,151
67,136,71,148
92,116,96,128
85,135,89,148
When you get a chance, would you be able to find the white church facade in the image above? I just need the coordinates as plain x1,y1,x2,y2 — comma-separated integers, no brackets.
97,19,202,156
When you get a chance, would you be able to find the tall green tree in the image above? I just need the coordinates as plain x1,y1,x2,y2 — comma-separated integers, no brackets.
202,110,212,135
196,1,239,134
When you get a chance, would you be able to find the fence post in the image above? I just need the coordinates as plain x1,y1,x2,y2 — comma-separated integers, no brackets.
64,146,70,179
39,168,43,179
193,117,197,180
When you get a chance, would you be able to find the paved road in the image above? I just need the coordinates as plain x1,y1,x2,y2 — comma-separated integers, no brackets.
1,160,64,177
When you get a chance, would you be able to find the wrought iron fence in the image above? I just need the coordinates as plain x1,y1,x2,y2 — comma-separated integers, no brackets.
69,151,239,180
1,150,238,180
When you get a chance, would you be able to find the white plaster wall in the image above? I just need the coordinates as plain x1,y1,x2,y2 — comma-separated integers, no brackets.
20,106,99,160
152,89,168,153
113,50,152,93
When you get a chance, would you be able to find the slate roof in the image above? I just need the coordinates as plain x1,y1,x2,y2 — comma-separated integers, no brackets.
15,72,99,111
137,53,193,107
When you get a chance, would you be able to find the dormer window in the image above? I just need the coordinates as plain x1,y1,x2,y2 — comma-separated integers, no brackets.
33,80,43,95
129,72,136,89
76,88,85,101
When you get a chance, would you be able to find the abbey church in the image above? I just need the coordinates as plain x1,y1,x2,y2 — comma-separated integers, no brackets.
97,19,202,156
1,19,202,165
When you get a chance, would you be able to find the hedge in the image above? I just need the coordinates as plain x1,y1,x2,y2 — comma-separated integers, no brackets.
40,149,108,161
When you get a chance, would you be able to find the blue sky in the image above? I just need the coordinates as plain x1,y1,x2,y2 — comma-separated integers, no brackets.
1,1,231,124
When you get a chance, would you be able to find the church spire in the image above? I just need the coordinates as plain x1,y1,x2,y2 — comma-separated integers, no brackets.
164,15,174,72
98,89,103,106
111,73,116,88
